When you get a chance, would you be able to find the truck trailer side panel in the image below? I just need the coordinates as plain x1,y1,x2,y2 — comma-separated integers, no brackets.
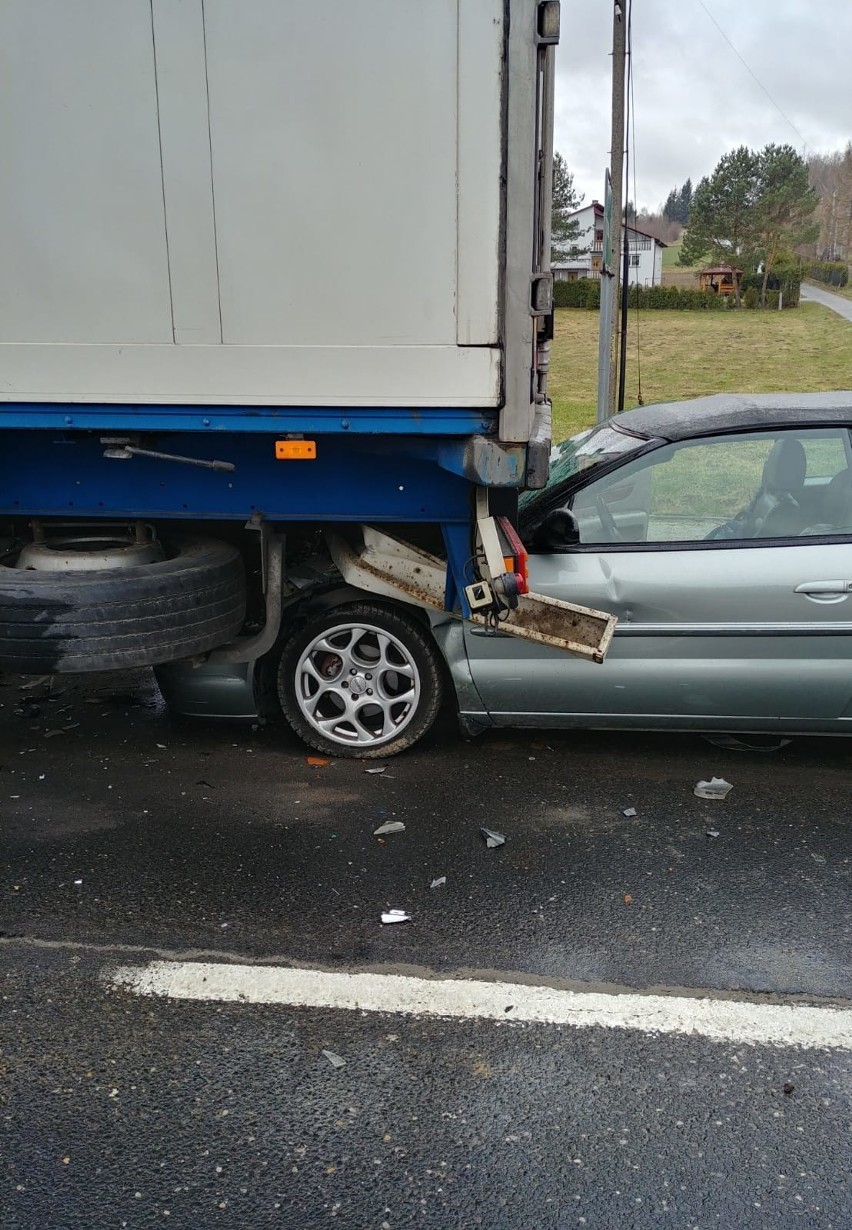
0,0,517,413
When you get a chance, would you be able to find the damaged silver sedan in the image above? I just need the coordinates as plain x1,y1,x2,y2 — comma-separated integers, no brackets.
158,393,852,755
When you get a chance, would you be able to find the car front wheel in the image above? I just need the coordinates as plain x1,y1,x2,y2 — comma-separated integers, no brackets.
277,602,444,758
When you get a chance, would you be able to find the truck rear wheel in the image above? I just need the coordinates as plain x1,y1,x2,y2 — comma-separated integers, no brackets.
0,533,245,673
277,602,443,758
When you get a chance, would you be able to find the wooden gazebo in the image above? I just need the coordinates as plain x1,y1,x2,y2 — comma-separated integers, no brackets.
699,265,742,296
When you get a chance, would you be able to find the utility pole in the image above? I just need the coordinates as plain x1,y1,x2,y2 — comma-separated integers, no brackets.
606,0,627,416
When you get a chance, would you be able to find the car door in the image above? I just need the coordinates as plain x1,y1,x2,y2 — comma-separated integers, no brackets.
465,426,852,729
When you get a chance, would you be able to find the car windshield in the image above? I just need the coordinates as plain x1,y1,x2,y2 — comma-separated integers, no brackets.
519,423,649,520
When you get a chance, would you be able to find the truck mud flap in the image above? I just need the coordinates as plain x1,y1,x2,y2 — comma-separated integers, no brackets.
327,527,616,664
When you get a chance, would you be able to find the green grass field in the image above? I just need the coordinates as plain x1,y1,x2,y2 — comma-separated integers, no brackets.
661,237,694,270
548,302,852,441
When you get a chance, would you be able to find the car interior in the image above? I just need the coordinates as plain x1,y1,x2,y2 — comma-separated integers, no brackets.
553,429,852,548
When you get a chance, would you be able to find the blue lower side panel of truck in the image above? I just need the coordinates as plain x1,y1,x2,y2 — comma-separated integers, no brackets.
0,405,524,525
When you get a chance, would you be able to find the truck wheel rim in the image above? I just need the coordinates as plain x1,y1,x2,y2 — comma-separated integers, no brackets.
295,621,421,748
14,534,165,572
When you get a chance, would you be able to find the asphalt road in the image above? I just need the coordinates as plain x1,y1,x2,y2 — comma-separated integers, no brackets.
2,669,852,1228
800,282,852,322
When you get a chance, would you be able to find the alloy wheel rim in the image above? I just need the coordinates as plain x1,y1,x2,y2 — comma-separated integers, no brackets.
294,621,421,748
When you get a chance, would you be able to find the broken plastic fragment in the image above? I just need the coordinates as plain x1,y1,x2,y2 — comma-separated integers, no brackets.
322,1050,346,1069
19,676,50,691
705,829,720,839
622,806,637,818
381,909,411,924
306,755,330,766
374,821,405,836
623,893,633,905
694,777,733,800
480,827,506,849
703,734,792,753
365,767,386,775
430,877,446,889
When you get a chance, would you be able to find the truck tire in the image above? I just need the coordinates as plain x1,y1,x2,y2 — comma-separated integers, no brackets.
0,535,245,673
277,602,444,758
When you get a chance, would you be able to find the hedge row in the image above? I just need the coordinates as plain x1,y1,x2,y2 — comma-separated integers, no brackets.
553,279,731,310
553,278,602,308
740,269,801,307
553,274,799,311
805,260,849,288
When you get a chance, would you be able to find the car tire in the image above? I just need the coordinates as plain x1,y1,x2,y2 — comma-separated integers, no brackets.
276,602,444,758
0,535,245,673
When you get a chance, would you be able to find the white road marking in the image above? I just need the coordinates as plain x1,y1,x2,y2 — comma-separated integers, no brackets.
107,961,852,1050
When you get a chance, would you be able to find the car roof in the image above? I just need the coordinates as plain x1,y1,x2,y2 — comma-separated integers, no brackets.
609,392,852,443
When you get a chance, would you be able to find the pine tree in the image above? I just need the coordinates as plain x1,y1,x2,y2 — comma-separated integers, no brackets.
680,145,819,306
662,186,680,222
663,181,692,225
551,152,585,263
754,145,818,304
679,147,762,305
678,178,693,223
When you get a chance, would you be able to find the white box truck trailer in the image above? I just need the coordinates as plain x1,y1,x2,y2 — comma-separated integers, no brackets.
0,0,614,757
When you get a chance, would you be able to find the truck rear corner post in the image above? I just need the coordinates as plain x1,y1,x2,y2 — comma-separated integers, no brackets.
0,0,611,756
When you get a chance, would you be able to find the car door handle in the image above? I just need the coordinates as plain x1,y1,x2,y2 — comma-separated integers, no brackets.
794,580,852,599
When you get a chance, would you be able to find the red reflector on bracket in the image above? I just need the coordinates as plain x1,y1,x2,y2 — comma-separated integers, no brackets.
275,440,316,460
496,515,529,594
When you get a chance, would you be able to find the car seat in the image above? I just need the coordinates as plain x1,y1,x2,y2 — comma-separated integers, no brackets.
705,438,806,540
745,438,807,537
800,468,852,536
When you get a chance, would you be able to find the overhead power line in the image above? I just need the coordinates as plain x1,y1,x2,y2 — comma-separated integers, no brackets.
693,0,815,157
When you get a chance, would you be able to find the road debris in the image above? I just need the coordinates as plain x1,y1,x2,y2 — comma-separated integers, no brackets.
480,827,506,849
374,821,405,836
622,806,637,818
430,877,446,889
364,767,387,775
381,909,411,924
705,829,721,839
321,1050,346,1069
623,893,634,905
19,677,50,691
306,755,330,767
703,734,792,753
694,777,733,800
783,1081,795,1095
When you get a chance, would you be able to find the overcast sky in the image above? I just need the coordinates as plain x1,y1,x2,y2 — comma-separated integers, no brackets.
554,0,852,212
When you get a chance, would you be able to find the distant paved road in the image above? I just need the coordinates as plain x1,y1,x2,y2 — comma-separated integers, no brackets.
801,281,852,322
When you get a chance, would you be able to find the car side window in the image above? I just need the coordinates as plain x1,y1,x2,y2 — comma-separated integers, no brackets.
570,429,852,546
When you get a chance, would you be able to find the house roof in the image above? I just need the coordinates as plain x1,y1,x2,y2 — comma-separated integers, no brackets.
566,203,668,247
701,265,742,275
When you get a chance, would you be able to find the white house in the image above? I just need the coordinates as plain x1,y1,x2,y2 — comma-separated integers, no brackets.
553,201,666,287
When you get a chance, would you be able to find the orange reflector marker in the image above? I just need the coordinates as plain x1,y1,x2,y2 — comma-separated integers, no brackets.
275,440,316,460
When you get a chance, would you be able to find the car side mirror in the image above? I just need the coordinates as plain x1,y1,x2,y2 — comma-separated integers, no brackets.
534,508,581,552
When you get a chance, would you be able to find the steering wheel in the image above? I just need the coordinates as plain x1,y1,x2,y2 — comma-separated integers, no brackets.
595,494,624,543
